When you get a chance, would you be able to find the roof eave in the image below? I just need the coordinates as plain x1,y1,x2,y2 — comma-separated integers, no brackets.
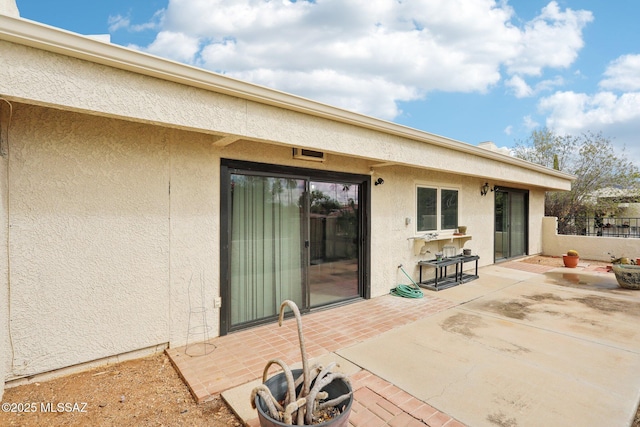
0,14,575,183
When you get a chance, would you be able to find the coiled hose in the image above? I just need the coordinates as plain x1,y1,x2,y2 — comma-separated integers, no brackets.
390,264,424,298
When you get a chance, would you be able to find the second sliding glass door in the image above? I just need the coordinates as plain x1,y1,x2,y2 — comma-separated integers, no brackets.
494,188,528,261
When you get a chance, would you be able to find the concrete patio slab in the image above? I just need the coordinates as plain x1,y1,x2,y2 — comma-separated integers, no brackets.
337,275,640,427
433,268,533,304
462,280,640,351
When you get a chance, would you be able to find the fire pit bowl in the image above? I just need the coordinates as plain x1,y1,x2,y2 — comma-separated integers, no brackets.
612,264,640,290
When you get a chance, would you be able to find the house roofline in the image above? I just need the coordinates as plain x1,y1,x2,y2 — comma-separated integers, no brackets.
0,14,575,182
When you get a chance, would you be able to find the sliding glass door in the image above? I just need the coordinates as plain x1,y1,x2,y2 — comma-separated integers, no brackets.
220,160,369,334
494,188,528,261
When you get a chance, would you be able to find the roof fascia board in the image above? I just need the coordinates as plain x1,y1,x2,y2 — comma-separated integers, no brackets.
0,15,575,182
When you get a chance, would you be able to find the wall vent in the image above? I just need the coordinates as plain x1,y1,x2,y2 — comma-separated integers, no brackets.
293,148,325,162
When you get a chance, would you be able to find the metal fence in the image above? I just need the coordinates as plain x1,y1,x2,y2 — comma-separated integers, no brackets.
557,216,640,238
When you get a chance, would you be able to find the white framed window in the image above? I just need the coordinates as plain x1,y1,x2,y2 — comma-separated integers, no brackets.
416,185,458,232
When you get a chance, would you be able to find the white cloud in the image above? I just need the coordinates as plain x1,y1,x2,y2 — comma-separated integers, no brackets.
125,0,592,120
539,91,640,132
506,75,565,98
108,15,130,32
505,1,593,76
506,76,533,98
600,54,640,92
523,115,540,130
109,10,163,33
144,31,201,64
538,90,640,166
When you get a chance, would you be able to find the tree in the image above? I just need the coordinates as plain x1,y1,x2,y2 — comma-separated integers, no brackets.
513,128,640,233
309,189,341,214
512,128,577,172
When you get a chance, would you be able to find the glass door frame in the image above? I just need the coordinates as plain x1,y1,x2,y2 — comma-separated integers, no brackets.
494,187,529,262
219,159,371,335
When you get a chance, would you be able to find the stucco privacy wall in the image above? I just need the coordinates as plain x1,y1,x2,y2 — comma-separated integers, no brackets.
542,217,638,262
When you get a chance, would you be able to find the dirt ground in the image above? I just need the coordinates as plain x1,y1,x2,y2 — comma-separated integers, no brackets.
520,254,610,268
0,352,242,426
520,254,566,266
1,255,638,427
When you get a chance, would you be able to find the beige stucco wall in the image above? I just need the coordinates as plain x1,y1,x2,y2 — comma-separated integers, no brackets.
367,165,490,290
6,104,171,378
4,104,229,380
0,5,12,398
528,189,546,255
0,143,7,398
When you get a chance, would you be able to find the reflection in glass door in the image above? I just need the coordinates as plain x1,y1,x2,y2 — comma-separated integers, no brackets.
495,191,509,260
308,181,360,308
494,188,528,261
509,192,526,258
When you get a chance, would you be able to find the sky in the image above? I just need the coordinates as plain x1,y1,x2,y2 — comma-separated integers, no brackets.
15,0,640,168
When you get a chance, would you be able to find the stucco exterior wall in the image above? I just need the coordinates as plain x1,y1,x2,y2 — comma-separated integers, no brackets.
1,99,552,381
364,165,490,294
216,141,519,296
168,129,220,348
528,189,546,255
6,104,172,378
0,148,7,398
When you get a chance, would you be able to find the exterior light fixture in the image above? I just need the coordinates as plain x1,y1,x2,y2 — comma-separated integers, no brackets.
374,178,384,186
480,182,490,196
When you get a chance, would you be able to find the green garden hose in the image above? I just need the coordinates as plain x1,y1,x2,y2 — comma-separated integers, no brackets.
391,264,424,298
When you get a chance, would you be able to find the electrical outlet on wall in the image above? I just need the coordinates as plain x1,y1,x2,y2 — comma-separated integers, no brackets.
213,297,222,308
